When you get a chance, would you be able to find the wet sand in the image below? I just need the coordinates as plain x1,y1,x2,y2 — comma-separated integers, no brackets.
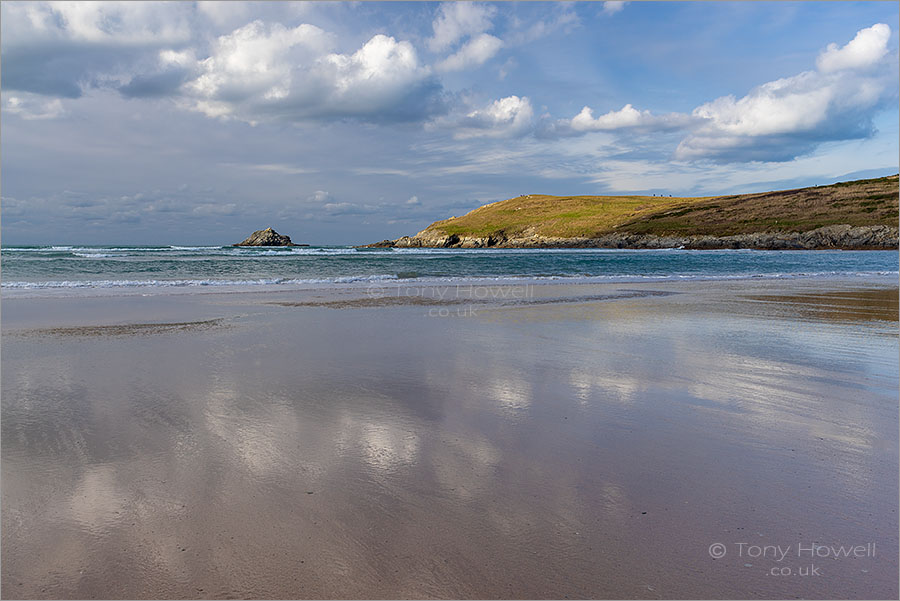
2,278,897,599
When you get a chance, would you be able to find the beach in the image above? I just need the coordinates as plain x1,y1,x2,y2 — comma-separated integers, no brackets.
2,276,897,599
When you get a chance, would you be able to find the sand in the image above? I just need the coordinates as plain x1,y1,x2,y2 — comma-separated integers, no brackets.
2,277,897,599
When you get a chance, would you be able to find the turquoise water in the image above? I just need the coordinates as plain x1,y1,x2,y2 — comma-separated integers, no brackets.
2,245,897,294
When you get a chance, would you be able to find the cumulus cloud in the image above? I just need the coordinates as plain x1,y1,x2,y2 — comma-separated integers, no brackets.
2,5,446,124
816,23,891,73
446,95,535,139
428,2,496,53
182,20,332,113
170,23,443,124
436,33,504,72
538,103,693,138
569,104,693,132
675,23,897,162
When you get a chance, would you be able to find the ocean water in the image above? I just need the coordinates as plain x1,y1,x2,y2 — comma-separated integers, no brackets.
1,245,897,296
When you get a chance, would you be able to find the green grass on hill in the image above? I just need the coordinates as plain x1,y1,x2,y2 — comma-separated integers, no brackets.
423,175,899,239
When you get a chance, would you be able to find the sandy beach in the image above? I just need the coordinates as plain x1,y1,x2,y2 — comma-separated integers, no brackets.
2,277,897,599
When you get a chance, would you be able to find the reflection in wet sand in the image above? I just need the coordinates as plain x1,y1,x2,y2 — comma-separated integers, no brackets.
2,279,897,599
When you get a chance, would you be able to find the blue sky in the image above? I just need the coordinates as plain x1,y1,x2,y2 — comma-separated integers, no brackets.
2,1,898,245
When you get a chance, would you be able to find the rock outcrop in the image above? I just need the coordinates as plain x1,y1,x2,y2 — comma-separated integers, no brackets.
367,224,899,250
233,228,300,246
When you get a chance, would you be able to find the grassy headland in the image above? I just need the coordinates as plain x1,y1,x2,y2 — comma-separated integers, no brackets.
373,175,898,249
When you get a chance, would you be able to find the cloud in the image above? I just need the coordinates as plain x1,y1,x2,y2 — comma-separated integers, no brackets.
195,1,253,28
602,2,627,16
427,2,496,53
817,23,891,73
176,24,443,124
321,202,380,216
3,93,65,120
6,1,192,46
436,33,503,72
183,20,333,112
308,190,335,203
406,195,420,205
119,49,198,98
675,23,897,162
506,5,579,46
192,202,239,217
0,1,193,98
446,95,535,139
536,103,694,139
569,104,693,132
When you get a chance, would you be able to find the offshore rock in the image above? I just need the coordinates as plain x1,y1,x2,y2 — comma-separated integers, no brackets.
234,228,299,246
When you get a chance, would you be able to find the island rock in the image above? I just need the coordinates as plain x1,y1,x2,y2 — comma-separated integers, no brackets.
233,228,300,246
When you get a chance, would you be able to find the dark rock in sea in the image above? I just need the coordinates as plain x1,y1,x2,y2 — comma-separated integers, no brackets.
234,227,303,246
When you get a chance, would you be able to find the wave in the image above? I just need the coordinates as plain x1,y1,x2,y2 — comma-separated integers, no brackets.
168,246,223,250
3,270,895,291
1,274,402,289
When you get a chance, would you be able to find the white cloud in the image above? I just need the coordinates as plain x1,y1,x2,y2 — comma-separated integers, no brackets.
4,93,65,120
436,33,503,72
175,23,438,124
450,95,535,139
544,104,694,137
318,34,431,114
406,195,420,205
569,104,691,131
1,1,195,97
676,23,896,162
602,2,627,16
816,23,891,73
428,2,496,53
4,1,192,45
186,20,333,107
308,190,334,203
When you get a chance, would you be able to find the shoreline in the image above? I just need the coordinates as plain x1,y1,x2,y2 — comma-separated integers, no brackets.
367,224,900,250
3,266,898,301
2,275,897,599
3,274,897,330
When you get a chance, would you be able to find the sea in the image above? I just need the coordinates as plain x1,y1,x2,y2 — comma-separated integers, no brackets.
1,245,897,297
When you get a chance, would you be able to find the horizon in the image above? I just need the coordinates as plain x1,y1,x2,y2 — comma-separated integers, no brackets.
3,171,898,247
2,1,899,246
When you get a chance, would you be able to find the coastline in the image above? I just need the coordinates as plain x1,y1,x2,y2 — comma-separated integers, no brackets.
367,224,900,250
2,275,897,598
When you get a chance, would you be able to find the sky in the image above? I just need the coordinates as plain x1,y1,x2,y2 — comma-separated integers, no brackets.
2,1,898,245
